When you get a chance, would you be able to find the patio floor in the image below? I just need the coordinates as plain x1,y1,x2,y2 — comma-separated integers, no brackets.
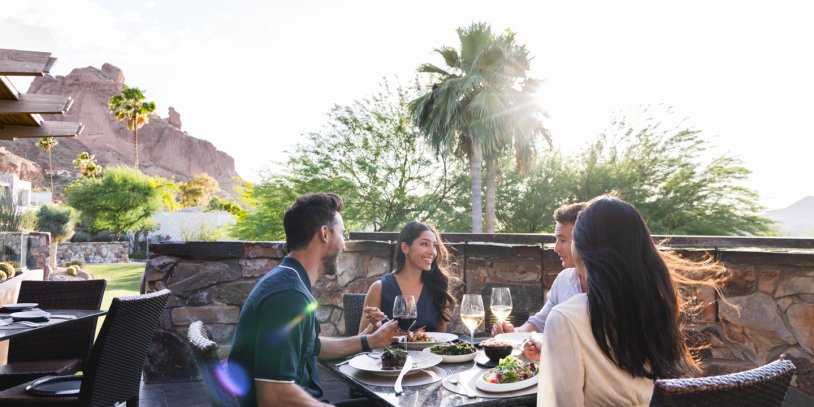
140,366,814,406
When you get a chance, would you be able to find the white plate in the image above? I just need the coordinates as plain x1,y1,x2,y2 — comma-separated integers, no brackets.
494,332,532,344
404,332,458,350
10,310,50,321
475,370,539,393
1,303,38,311
422,346,477,363
348,350,442,376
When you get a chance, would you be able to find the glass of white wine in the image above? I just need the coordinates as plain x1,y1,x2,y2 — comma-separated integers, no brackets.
460,294,485,344
490,287,513,326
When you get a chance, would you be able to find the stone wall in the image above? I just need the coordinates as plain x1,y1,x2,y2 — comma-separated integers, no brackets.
56,242,129,264
142,241,814,396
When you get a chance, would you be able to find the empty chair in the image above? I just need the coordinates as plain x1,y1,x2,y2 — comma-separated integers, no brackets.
0,289,171,406
0,279,107,390
342,293,366,335
650,358,796,407
187,321,238,407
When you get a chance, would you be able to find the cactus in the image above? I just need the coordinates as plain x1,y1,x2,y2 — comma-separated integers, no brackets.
65,265,79,276
0,262,14,280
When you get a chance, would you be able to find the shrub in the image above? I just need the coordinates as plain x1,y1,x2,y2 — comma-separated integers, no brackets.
0,262,15,280
65,265,78,276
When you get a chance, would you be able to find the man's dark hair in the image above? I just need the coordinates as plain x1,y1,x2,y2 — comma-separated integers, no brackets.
283,193,344,252
553,202,588,224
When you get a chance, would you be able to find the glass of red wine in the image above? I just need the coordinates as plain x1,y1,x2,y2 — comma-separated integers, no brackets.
393,295,417,333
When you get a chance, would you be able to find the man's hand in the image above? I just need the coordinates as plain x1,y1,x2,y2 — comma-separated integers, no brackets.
522,334,542,363
491,320,516,336
368,320,399,348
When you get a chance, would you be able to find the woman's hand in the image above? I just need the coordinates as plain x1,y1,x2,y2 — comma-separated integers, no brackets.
522,333,542,363
362,306,387,333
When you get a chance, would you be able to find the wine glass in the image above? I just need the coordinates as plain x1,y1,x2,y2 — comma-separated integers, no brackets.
490,287,513,327
460,294,485,344
393,295,417,333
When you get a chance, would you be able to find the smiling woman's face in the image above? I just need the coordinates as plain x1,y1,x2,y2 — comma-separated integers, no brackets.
401,230,438,272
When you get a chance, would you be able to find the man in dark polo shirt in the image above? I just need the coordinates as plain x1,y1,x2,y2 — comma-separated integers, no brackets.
228,193,398,406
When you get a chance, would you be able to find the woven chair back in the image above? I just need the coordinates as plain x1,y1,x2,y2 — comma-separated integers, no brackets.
78,289,170,406
343,293,366,335
9,279,107,363
650,358,796,407
187,321,239,407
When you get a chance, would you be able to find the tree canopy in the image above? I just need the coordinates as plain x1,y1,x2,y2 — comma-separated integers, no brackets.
179,173,220,207
497,110,774,235
66,166,163,239
231,79,470,241
109,86,156,169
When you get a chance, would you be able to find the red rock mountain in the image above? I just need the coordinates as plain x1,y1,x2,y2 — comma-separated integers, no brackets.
2,63,240,196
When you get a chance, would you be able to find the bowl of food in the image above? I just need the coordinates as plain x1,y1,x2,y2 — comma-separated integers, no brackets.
479,339,514,362
423,341,477,363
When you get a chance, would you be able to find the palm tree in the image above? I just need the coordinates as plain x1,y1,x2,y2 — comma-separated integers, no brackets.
409,22,549,232
109,86,155,169
36,137,58,193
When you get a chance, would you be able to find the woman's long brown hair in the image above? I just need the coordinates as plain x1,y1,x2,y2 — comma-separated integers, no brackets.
573,195,725,379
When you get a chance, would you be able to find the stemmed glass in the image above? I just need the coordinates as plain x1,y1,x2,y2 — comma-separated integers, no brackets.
393,295,417,333
460,294,485,344
490,287,513,327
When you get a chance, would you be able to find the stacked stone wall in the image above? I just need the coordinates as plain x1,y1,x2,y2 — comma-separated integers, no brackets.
56,242,129,264
142,241,814,396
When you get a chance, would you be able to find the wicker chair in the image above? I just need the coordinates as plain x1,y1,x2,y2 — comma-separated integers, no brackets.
186,321,239,407
0,289,171,406
0,280,107,390
343,293,366,335
649,358,796,407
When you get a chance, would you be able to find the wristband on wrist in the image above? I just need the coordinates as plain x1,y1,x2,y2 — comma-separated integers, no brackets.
360,334,371,352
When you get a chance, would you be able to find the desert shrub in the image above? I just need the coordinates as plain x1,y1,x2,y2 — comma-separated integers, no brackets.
64,259,85,268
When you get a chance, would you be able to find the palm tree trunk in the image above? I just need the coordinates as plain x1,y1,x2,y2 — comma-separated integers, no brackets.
485,157,496,233
470,141,483,233
133,126,139,169
47,149,54,194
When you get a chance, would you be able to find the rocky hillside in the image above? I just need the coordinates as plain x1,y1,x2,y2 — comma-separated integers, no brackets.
2,63,240,196
765,196,814,237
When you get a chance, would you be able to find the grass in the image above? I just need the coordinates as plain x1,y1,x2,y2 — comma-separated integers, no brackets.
83,263,145,336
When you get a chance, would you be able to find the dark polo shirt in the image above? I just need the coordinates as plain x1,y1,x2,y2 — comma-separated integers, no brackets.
227,257,322,406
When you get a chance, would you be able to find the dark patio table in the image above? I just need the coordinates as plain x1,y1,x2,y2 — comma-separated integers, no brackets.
0,309,107,341
320,349,537,407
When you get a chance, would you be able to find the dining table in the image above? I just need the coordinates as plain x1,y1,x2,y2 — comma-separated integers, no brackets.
321,339,537,407
0,309,107,341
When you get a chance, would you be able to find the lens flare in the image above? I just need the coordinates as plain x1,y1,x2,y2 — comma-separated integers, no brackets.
217,361,249,396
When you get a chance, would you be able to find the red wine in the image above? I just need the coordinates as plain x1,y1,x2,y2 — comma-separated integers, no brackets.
395,316,416,331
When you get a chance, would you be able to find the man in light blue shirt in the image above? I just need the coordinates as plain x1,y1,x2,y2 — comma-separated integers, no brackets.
492,202,587,335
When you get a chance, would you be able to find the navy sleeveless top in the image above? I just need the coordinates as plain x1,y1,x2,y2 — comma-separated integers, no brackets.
379,273,441,332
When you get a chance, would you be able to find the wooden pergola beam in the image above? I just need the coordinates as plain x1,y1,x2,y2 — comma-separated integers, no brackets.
0,94,73,114
0,49,55,76
0,121,83,140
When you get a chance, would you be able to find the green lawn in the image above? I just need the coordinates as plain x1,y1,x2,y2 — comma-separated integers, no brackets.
84,263,145,336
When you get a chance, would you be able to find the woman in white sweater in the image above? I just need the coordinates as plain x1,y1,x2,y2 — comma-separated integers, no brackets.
537,196,708,406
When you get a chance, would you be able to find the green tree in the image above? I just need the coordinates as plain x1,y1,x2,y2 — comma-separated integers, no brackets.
66,166,163,240
409,22,548,233
497,110,774,236
179,173,220,207
36,137,58,193
109,86,156,169
232,79,469,241
72,152,103,179
148,175,181,211
36,204,78,268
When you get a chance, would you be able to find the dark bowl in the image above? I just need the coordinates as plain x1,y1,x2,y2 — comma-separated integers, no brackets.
481,343,513,362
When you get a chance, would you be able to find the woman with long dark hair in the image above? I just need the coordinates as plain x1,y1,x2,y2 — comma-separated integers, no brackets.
358,222,457,334
537,195,718,406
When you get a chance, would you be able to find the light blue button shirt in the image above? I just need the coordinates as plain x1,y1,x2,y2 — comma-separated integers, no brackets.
527,268,583,332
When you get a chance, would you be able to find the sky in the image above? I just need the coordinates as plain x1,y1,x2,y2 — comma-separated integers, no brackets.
1,0,813,210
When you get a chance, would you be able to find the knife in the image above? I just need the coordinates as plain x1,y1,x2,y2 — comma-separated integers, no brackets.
394,355,412,395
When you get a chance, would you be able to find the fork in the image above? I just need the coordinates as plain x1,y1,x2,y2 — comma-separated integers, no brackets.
448,373,477,398
18,321,41,327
